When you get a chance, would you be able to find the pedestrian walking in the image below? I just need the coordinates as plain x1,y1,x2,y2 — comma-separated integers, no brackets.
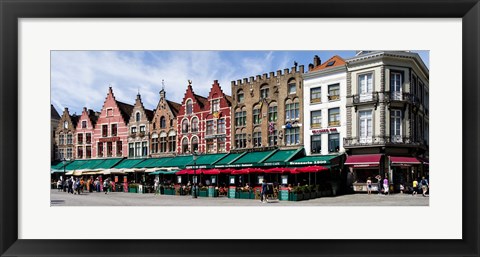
366,177,372,195
376,175,382,195
68,177,74,194
420,176,429,196
261,179,268,203
412,180,418,195
103,179,109,194
383,176,389,195
154,177,160,195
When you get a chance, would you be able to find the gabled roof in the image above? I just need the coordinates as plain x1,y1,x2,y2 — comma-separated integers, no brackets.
311,55,346,71
166,100,181,116
225,95,233,106
116,101,134,123
145,109,154,121
51,105,61,120
194,94,209,109
88,109,100,126
70,115,79,128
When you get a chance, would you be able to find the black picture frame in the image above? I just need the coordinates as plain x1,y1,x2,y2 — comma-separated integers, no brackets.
1,0,478,256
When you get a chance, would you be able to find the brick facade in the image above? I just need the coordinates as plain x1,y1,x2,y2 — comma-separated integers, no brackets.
92,87,132,158
230,65,304,151
74,107,98,159
176,80,232,154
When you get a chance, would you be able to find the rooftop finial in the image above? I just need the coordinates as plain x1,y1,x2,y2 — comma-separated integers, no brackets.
162,79,165,91
188,79,192,86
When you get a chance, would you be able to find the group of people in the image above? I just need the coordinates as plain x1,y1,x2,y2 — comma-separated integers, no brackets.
366,175,429,196
54,176,115,195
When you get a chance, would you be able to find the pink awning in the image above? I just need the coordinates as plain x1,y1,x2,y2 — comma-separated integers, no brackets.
390,156,421,165
345,154,383,168
295,166,328,173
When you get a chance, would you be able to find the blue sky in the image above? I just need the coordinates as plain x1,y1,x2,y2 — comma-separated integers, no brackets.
51,50,429,115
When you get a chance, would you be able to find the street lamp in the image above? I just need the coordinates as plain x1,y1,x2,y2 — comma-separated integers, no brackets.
62,158,66,192
192,151,198,198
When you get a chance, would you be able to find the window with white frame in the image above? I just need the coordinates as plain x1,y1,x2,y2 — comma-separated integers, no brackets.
129,143,134,157
237,90,244,103
285,99,299,121
359,110,373,143
328,83,340,101
328,133,340,152
311,135,321,154
191,137,199,152
212,99,220,113
260,86,269,99
288,81,296,94
186,99,193,114
168,135,176,152
358,73,373,101
311,110,322,128
182,119,189,133
310,87,321,104
217,119,225,134
217,137,226,153
131,126,137,134
285,127,300,145
268,104,277,122
328,108,340,127
390,109,402,142
160,136,167,152
206,139,214,153
77,146,83,158
390,71,402,100
235,108,246,127
206,120,214,135
191,117,199,133
59,134,64,145
253,128,262,147
135,142,141,157
182,137,189,153
67,134,73,144
142,141,148,156
66,148,72,159
253,106,261,125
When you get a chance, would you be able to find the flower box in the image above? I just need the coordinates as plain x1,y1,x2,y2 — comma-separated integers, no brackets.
289,192,304,201
199,190,208,197
128,187,137,193
164,188,175,195
239,191,250,199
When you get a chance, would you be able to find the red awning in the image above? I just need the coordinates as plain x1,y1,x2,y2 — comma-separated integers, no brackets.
232,168,262,175
295,166,328,173
202,169,221,175
264,167,289,173
345,154,382,168
390,156,421,165
177,169,206,175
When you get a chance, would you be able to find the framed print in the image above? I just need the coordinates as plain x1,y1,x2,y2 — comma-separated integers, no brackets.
1,0,479,257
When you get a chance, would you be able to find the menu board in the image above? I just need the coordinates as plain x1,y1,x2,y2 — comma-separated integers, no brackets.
280,190,289,200
228,188,236,198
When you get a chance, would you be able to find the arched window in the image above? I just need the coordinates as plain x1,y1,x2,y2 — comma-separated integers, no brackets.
136,112,141,122
191,117,199,132
160,116,166,128
191,137,199,152
253,126,262,147
186,99,193,114
237,90,244,103
182,137,189,153
288,79,297,94
260,84,269,99
268,101,278,122
253,104,262,125
182,119,189,133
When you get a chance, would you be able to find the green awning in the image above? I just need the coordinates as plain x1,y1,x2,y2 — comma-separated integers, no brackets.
50,161,72,171
135,158,164,168
78,159,108,169
231,150,276,166
288,155,340,166
64,160,91,170
261,149,298,166
149,157,174,168
93,158,123,169
160,155,194,168
185,153,228,168
149,171,161,175
113,158,146,169
159,170,178,175
213,153,244,166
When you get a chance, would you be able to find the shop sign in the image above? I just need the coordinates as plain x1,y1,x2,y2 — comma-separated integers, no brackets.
99,137,120,142
262,162,282,166
312,128,337,134
289,160,328,165
185,165,208,169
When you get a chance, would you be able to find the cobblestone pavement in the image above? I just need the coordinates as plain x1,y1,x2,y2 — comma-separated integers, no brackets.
51,190,429,206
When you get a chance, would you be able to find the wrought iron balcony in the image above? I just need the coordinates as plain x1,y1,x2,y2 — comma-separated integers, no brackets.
352,92,379,106
344,136,425,147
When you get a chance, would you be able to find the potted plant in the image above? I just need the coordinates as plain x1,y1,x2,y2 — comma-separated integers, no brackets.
128,183,138,193
164,184,175,195
199,186,208,197
302,185,311,200
289,186,303,201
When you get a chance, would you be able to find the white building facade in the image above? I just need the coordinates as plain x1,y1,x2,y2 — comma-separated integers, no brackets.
303,56,347,156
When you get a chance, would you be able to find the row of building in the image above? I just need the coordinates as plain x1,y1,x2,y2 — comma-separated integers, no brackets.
52,51,429,190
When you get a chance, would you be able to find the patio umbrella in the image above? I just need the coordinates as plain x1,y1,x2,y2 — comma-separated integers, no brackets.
264,167,289,173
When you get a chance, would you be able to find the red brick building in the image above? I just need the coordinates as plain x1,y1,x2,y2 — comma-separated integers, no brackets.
176,80,232,154
92,87,133,158
75,107,99,159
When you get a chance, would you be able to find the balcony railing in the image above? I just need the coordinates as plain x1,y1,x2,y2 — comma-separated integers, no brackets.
344,136,425,147
311,123,322,129
352,92,379,105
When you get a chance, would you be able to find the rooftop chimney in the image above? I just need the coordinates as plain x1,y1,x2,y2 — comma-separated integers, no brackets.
313,55,321,67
